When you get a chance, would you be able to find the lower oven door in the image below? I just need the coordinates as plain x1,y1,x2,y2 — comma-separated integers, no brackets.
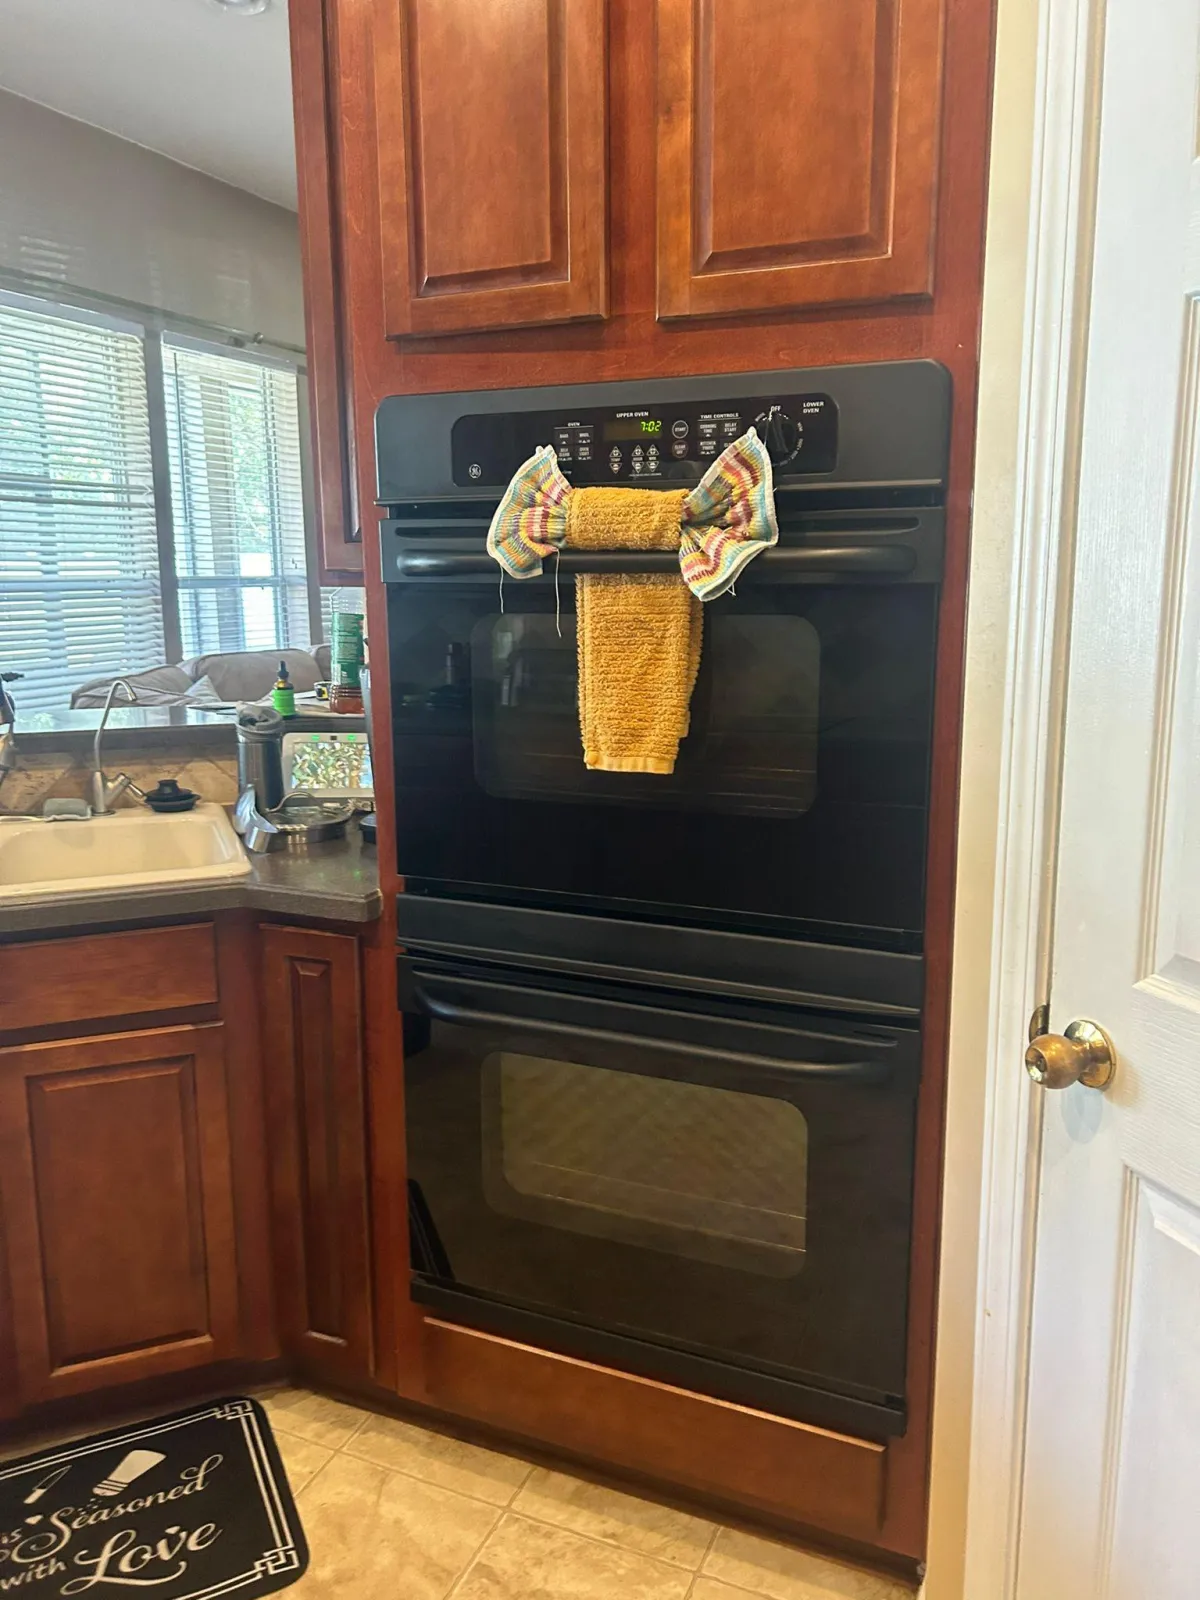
400,956,919,1437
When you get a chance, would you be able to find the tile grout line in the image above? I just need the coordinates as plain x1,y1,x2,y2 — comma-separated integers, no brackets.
272,1400,855,1598
335,1440,534,1513
472,1506,715,1583
499,1501,715,1573
318,1438,714,1574
290,1447,340,1503
442,1504,506,1600
698,1519,724,1575
279,1411,722,1576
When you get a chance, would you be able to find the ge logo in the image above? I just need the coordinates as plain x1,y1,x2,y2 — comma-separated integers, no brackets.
468,462,483,480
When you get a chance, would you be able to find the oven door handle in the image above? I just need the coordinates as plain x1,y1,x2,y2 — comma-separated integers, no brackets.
418,992,890,1083
393,545,916,580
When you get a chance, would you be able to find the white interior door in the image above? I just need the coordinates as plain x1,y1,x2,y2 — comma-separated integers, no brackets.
1017,2,1200,1597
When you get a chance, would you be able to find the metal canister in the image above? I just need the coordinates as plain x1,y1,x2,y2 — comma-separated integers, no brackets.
236,703,285,810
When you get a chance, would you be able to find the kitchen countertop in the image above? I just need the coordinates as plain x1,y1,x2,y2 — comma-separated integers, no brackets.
11,704,367,755
0,821,381,937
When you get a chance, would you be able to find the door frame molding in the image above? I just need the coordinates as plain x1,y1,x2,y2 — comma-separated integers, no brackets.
952,0,1106,1593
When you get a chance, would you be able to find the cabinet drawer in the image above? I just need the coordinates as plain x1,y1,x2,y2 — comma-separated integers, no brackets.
0,924,218,1035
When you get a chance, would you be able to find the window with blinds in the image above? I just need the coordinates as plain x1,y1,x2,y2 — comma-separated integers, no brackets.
0,298,164,717
163,341,310,660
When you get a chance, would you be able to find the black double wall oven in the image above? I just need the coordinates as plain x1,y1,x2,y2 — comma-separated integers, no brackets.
379,362,950,1440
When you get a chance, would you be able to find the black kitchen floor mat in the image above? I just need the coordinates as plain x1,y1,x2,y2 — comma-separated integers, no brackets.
0,1397,307,1600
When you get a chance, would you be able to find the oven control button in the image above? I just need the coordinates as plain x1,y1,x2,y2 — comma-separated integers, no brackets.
646,446,660,470
608,447,622,474
698,420,718,439
671,419,689,438
698,439,718,458
721,418,741,439
753,405,802,466
671,440,689,459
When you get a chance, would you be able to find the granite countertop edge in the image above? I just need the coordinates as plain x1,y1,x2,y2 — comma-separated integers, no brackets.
0,829,382,938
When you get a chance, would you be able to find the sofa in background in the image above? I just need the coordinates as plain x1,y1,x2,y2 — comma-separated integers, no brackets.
71,648,333,709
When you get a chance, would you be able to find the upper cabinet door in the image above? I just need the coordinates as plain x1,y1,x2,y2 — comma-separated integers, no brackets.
656,0,945,321
374,0,608,338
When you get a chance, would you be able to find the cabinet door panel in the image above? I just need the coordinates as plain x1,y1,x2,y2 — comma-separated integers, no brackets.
656,0,944,319
374,0,608,336
290,0,362,579
260,926,372,1380
0,1026,240,1406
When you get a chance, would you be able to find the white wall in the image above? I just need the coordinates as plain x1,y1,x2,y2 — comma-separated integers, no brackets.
0,90,304,347
924,0,1042,1593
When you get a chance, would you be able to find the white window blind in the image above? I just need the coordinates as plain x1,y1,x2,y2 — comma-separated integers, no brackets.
163,341,310,660
0,298,164,717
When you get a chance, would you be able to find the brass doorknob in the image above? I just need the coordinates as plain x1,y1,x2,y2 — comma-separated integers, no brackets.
1025,1019,1115,1090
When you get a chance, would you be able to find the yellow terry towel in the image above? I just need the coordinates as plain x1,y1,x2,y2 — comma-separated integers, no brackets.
568,486,696,773
485,434,777,775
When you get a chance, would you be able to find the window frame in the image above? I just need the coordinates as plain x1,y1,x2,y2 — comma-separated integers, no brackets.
0,278,321,688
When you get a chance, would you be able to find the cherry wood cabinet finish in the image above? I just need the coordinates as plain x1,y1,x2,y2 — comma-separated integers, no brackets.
656,0,945,319
0,1025,241,1407
213,913,278,1361
0,924,218,1037
423,1318,885,1540
290,0,362,578
319,0,996,1563
359,913,423,1393
372,0,608,337
260,924,374,1383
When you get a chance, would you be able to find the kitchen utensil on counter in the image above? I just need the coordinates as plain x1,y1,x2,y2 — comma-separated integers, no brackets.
144,779,199,813
238,789,354,853
236,704,285,811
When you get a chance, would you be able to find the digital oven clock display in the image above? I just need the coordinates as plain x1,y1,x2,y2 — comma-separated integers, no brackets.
604,417,664,441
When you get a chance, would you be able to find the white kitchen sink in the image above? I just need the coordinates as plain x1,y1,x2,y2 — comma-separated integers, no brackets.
0,803,251,905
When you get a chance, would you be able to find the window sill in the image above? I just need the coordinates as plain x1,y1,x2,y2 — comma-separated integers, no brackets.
10,706,365,758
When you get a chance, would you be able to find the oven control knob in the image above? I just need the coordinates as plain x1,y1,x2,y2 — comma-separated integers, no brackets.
754,406,802,466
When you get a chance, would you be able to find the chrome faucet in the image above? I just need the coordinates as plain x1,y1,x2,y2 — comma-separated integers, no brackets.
89,679,146,815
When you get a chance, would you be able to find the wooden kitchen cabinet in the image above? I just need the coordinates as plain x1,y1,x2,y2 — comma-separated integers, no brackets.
259,925,374,1384
349,0,945,344
371,0,609,338
655,0,945,319
0,1024,244,1410
290,0,362,579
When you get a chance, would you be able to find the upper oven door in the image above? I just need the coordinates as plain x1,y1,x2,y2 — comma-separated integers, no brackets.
386,530,939,949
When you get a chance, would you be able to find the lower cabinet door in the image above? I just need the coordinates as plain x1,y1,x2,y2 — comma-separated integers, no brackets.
259,925,373,1381
0,1024,242,1408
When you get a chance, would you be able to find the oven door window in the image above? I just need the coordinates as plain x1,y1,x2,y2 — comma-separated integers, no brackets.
473,611,820,817
482,1051,808,1276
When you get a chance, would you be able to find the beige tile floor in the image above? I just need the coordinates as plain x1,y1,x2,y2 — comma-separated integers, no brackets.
263,1387,914,1600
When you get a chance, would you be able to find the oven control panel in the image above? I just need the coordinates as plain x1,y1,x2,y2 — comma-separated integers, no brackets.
450,393,838,488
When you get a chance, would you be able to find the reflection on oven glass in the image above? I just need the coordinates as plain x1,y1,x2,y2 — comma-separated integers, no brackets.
471,612,819,816
481,1052,808,1278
